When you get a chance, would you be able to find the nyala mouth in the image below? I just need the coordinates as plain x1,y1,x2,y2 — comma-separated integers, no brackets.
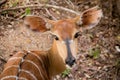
66,63,77,69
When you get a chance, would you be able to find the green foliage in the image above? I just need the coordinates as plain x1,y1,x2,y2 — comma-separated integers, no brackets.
62,68,71,77
21,8,31,18
90,48,101,59
25,8,31,15
9,0,19,7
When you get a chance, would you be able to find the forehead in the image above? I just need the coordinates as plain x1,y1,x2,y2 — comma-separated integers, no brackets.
52,20,77,40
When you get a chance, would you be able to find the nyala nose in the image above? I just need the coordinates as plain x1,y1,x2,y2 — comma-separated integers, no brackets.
65,57,76,67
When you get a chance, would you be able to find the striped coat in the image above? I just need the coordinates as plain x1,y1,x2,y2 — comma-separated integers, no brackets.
0,51,51,80
0,6,103,80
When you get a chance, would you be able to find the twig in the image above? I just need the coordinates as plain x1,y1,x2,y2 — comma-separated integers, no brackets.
0,56,6,63
50,0,58,5
0,4,80,15
65,0,75,9
68,0,74,7
0,0,7,6
45,8,57,20
0,14,21,21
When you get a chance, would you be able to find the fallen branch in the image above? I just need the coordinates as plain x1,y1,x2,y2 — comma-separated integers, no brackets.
0,4,80,15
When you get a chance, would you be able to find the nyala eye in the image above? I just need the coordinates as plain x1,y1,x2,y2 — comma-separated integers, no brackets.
52,35,59,40
55,36,59,40
74,32,80,38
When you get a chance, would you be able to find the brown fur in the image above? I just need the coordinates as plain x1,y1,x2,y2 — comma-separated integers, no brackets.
52,20,77,40
24,16,48,32
0,42,67,80
0,51,50,80
0,6,103,80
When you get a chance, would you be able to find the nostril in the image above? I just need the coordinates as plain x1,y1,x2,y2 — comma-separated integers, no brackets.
65,59,69,64
65,57,76,65
72,58,76,63
71,56,76,62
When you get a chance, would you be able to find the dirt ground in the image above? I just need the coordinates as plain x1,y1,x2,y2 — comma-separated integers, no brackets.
0,0,120,80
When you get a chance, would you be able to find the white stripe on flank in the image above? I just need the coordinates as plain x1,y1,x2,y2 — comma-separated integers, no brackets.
20,69,37,80
3,65,18,72
24,60,44,80
28,51,44,67
19,77,28,80
1,76,28,80
9,57,22,61
2,51,45,80
28,51,43,64
1,76,17,80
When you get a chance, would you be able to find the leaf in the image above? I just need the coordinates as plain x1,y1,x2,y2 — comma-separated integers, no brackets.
21,8,31,18
61,68,70,77
90,48,101,59
25,8,31,15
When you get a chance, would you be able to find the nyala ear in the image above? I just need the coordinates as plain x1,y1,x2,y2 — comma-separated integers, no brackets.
24,15,49,32
78,6,103,30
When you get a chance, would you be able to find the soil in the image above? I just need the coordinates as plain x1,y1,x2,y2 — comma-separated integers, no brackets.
0,0,120,80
